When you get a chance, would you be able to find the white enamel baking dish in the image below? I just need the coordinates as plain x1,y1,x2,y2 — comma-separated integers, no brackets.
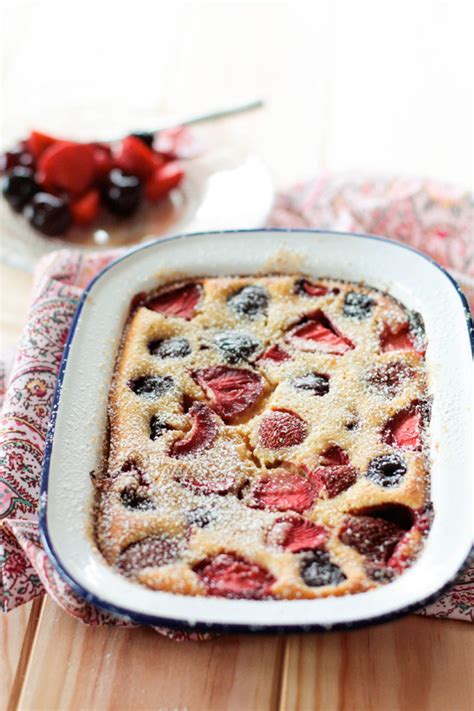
40,229,474,632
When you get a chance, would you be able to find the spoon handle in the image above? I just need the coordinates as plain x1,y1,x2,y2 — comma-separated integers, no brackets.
108,99,264,142
164,98,264,130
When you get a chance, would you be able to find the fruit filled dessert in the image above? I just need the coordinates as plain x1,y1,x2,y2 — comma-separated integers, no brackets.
94,274,432,600
1,128,191,237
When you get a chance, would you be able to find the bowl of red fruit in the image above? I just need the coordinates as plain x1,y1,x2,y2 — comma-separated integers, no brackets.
1,125,273,270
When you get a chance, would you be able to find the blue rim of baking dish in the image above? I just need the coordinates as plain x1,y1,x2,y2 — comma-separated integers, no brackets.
39,228,474,633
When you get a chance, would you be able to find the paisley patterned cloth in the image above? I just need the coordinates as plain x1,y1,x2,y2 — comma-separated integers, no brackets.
1,174,472,631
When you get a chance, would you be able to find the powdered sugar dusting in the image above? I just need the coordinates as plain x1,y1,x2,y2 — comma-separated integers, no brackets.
94,274,432,600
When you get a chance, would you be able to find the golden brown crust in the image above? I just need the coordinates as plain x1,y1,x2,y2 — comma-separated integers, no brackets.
94,274,432,599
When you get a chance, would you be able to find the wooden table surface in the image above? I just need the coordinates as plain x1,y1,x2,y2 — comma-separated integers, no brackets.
1,2,473,709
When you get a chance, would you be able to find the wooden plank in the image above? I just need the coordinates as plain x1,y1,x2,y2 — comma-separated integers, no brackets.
280,616,474,711
0,604,32,710
0,598,43,711
18,597,284,711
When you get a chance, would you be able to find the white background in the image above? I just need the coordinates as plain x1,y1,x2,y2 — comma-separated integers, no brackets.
2,0,473,188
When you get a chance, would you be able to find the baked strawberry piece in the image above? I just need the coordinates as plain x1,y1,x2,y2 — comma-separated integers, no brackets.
267,516,327,552
383,404,423,451
147,282,201,320
194,553,275,599
115,535,182,575
288,311,354,355
295,278,333,297
339,514,406,563
250,468,316,513
193,366,264,421
169,403,218,458
258,344,291,362
380,313,426,356
366,361,414,398
310,464,358,498
258,410,307,449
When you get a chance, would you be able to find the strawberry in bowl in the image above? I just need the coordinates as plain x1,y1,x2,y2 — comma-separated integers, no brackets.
1,128,189,237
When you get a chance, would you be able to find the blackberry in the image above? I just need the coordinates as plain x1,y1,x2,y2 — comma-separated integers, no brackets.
120,486,154,511
214,330,260,364
292,372,330,396
149,337,191,358
366,454,407,487
301,550,346,587
343,291,374,319
186,507,215,528
150,415,169,440
129,375,173,399
228,285,269,319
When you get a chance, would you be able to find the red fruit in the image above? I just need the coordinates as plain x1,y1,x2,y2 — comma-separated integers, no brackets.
27,130,58,159
386,530,417,573
320,445,349,466
194,553,274,599
252,470,316,513
91,143,115,180
339,515,405,562
177,472,237,495
156,126,202,160
366,361,414,397
414,504,434,535
380,323,424,355
258,344,291,362
267,516,327,552
383,404,422,451
145,161,184,201
193,366,264,422
116,135,163,180
147,282,201,320
309,465,357,498
110,460,148,483
116,535,182,575
169,403,218,458
70,189,100,225
289,311,354,355
296,278,329,297
259,409,307,449
38,142,96,195
0,144,35,173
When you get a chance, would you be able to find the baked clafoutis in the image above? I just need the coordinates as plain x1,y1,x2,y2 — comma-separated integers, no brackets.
94,275,433,600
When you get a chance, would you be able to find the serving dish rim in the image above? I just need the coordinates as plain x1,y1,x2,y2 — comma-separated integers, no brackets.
39,227,474,633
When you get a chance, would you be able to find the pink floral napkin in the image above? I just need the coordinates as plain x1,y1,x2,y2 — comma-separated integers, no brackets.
1,174,472,630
